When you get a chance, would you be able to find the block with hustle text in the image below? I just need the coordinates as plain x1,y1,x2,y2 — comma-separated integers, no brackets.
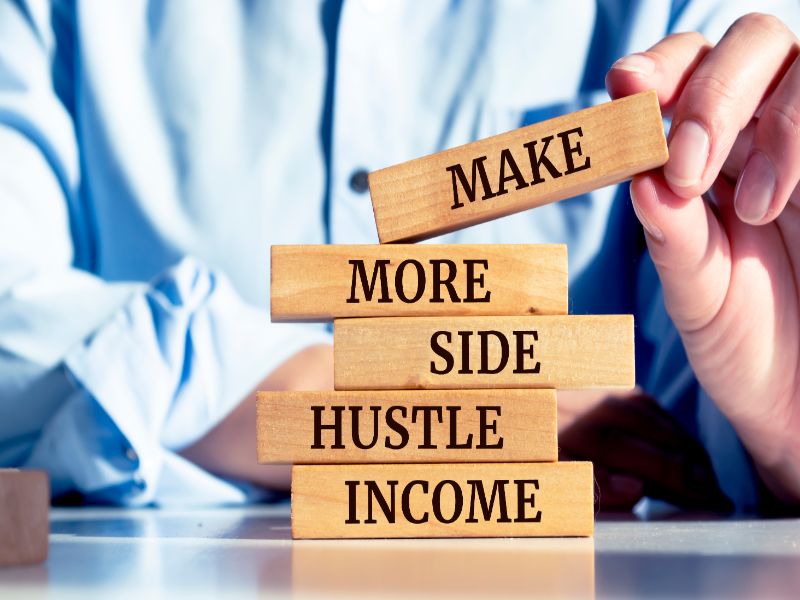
257,389,557,464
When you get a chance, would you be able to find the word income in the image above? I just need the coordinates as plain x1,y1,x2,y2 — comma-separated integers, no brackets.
344,478,542,525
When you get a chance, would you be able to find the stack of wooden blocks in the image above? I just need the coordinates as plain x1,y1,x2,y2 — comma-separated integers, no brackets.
258,90,668,539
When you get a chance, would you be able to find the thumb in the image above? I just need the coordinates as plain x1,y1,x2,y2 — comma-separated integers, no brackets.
629,172,731,333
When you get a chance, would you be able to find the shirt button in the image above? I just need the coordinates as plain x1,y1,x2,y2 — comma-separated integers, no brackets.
349,169,370,194
124,446,139,463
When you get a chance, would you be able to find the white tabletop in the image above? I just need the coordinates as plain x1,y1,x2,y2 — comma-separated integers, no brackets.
0,505,798,599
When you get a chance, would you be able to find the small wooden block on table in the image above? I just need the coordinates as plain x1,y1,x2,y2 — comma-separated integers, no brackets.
270,244,567,321
257,389,557,464
334,315,634,390
369,90,668,243
292,462,594,539
0,469,49,566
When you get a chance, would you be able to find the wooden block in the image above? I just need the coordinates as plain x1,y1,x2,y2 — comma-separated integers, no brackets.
270,244,567,321
0,469,49,566
369,90,667,243
257,389,557,464
291,462,594,539
291,537,595,597
334,315,634,390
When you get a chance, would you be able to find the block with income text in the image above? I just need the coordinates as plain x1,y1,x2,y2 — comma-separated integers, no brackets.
0,469,49,566
270,244,567,320
334,315,634,390
257,389,557,463
291,462,594,539
369,90,667,243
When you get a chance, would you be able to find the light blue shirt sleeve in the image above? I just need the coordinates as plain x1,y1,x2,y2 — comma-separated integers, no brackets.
0,1,329,505
2,0,798,510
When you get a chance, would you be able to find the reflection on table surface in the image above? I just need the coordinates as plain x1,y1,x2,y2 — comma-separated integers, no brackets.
0,505,798,599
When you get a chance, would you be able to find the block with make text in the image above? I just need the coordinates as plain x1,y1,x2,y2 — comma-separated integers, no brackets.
368,90,667,243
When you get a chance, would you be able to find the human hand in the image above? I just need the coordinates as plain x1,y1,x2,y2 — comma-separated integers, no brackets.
559,394,732,513
606,13,800,503
180,344,333,490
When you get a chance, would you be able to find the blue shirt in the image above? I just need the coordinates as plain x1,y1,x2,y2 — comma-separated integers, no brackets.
1,0,798,508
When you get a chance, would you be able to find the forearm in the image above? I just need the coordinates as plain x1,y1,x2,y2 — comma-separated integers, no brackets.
179,344,334,491
179,391,291,491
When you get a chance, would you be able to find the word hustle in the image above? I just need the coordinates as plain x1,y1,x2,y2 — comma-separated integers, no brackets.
311,404,503,451
446,127,591,210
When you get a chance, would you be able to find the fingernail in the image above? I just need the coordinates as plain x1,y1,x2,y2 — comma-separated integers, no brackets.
734,151,775,224
665,119,710,189
630,178,666,244
611,53,656,76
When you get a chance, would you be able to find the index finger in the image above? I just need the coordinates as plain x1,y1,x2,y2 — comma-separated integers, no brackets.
606,31,711,109
664,13,797,198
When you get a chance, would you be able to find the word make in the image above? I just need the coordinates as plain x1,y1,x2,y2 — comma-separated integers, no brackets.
446,127,589,210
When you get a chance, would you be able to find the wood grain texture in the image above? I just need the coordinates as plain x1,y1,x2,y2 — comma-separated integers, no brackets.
0,469,49,566
334,315,634,390
292,462,594,539
270,244,567,321
256,389,557,464
369,90,667,243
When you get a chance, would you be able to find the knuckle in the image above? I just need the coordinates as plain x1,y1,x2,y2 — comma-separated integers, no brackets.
680,74,740,133
765,101,800,142
681,30,710,47
684,73,738,106
732,12,788,38
605,397,628,411
663,30,708,47
649,32,709,68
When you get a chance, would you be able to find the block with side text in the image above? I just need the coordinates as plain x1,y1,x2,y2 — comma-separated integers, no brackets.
334,315,634,390
291,462,594,539
270,244,567,321
369,90,668,243
257,389,557,464
0,469,49,566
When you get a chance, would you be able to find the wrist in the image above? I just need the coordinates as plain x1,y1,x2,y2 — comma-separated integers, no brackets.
730,411,800,505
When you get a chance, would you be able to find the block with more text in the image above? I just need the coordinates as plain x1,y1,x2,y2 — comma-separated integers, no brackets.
271,244,567,321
